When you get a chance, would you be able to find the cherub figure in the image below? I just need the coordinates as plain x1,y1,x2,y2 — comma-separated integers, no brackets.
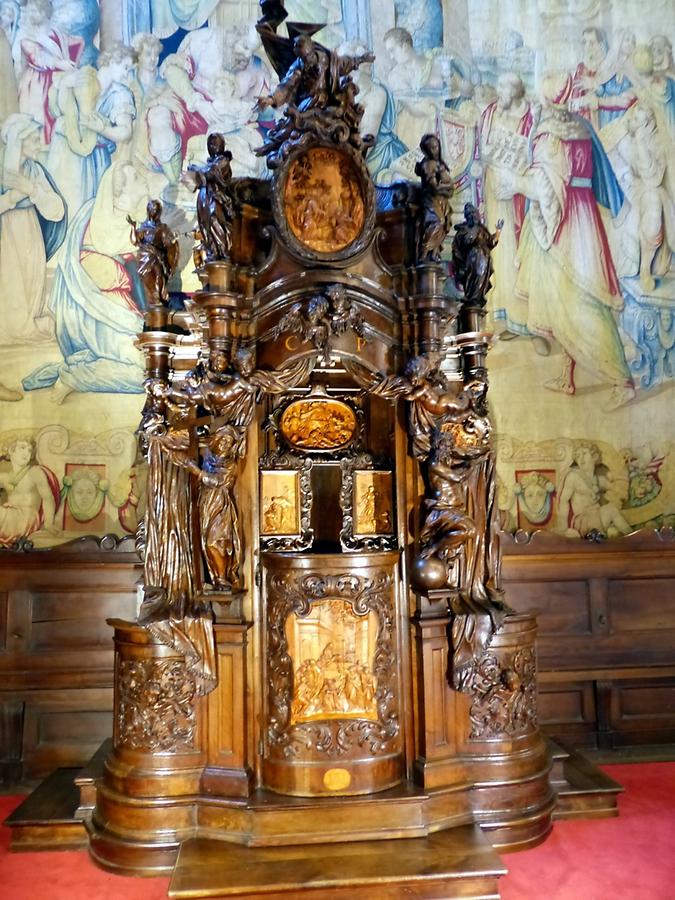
327,284,366,338
182,132,235,261
273,294,333,365
415,133,454,262
127,199,179,305
452,203,503,306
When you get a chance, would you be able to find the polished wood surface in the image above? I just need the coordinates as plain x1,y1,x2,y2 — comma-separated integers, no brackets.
2,532,673,786
168,826,506,899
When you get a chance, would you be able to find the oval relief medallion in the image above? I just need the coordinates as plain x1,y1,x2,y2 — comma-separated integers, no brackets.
284,147,365,253
280,397,357,451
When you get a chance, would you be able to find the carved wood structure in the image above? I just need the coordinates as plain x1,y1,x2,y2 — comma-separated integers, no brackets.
3,12,674,896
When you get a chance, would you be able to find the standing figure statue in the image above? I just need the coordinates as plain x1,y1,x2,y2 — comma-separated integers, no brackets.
415,133,454,262
191,426,244,591
452,203,503,306
127,199,179,305
183,133,235,261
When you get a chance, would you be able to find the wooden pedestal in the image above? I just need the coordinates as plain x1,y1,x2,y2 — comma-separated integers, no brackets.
84,607,556,886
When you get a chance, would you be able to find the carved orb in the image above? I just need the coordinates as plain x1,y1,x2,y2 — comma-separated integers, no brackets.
411,554,448,591
284,147,365,253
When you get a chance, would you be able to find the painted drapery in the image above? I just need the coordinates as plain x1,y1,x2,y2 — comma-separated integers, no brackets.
0,0,673,547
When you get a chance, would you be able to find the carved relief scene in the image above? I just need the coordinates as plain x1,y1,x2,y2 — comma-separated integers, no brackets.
287,599,378,724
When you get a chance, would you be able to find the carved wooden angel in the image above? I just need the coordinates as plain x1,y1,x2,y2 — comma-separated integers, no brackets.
344,355,486,460
127,199,179,305
168,348,316,435
272,295,333,365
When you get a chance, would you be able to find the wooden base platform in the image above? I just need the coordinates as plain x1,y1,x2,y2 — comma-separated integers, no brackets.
549,741,623,821
4,768,88,851
168,826,506,900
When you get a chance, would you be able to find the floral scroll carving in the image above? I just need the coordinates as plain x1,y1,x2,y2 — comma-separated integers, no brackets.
468,647,537,740
117,658,198,752
266,571,399,759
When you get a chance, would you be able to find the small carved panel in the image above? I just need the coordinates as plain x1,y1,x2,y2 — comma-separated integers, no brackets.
284,147,365,253
468,647,537,740
354,471,394,536
280,397,358,452
116,658,197,752
260,470,301,536
259,454,314,551
339,456,397,552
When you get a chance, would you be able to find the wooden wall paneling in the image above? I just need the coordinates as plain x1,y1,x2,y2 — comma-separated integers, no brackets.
1,532,674,784
20,688,114,776
609,677,675,746
0,546,141,782
536,679,597,746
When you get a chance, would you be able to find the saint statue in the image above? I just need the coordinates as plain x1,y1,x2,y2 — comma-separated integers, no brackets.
452,203,503,306
127,199,179,305
183,133,235,261
415,133,454,262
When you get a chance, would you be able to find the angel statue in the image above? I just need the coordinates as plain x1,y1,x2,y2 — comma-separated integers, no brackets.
255,31,375,163
345,354,486,460
182,133,235,261
415,133,454,262
272,294,332,365
127,199,179,306
166,347,316,443
452,203,503,306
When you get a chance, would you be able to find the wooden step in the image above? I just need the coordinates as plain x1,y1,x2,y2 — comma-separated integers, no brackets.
551,744,623,820
74,738,110,819
4,767,88,851
168,825,507,899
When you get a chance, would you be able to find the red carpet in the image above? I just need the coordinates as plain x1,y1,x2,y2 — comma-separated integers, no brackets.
1,763,674,899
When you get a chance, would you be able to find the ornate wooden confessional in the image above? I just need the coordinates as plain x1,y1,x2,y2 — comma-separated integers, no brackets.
89,12,556,897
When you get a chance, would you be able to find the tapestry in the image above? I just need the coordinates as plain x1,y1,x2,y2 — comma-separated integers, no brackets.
0,0,673,547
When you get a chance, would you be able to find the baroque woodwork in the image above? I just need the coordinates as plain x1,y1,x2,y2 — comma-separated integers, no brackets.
116,658,198,753
4,7,664,893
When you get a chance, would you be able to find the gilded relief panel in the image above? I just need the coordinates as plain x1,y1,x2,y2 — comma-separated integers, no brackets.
284,148,365,253
260,471,300,537
353,470,394,536
287,599,378,724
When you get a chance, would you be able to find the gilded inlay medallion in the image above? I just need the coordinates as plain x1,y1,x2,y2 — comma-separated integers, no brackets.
280,397,357,451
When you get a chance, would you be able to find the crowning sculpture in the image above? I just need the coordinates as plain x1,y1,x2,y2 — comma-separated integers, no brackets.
93,5,557,893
